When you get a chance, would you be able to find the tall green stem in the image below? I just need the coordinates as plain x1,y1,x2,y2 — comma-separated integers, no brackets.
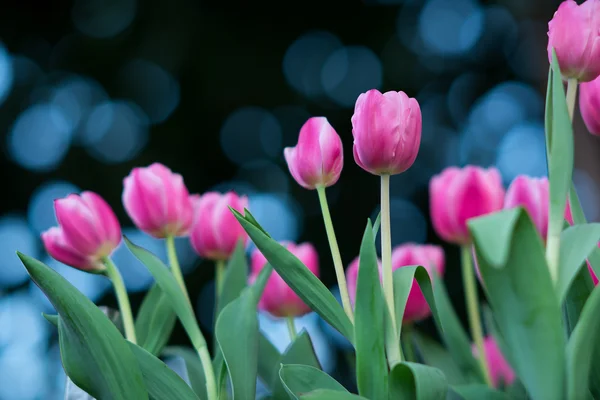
215,259,226,297
197,345,218,400
103,257,137,344
461,246,492,386
166,235,191,304
380,174,401,366
566,78,578,121
316,186,354,323
286,317,297,341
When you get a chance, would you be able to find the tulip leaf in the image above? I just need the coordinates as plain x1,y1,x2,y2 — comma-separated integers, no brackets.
412,332,468,385
469,208,565,400
354,219,387,399
372,212,381,240
300,391,369,400
17,252,148,400
257,333,283,388
279,364,348,399
271,330,322,399
393,266,482,383
544,63,553,160
450,385,511,400
216,263,271,400
557,223,600,302
232,209,354,342
388,362,448,400
162,346,208,399
136,283,176,356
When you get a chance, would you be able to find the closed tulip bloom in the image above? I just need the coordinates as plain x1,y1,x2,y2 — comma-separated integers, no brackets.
392,244,445,323
580,76,600,134
42,192,121,272
190,192,249,260
284,117,343,190
251,242,319,317
430,166,505,245
345,256,383,306
547,0,600,82
123,163,194,238
504,176,549,240
351,89,422,176
472,337,515,388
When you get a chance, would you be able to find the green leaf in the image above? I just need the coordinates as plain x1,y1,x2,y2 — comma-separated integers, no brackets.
300,390,369,400
271,330,322,398
412,332,467,385
216,263,271,400
469,208,565,400
43,312,59,326
162,346,208,399
129,343,200,400
557,223,600,302
544,65,553,163
354,219,387,399
279,364,348,399
232,209,354,342
567,285,600,400
450,385,511,400
257,333,282,388
372,212,381,240
388,362,448,400
563,268,595,335
393,266,482,383
547,49,574,262
124,237,208,362
216,241,248,318
136,283,176,356
17,252,148,400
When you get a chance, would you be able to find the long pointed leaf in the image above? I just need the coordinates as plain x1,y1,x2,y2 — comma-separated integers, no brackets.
136,283,176,356
162,346,208,399
389,362,448,400
279,364,348,399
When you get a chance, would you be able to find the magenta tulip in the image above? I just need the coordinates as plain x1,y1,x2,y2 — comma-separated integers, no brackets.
430,166,505,245
392,243,445,323
250,242,319,317
351,89,422,176
472,337,516,388
580,76,600,134
284,117,343,190
504,176,549,240
547,0,600,82
123,163,195,238
42,191,121,272
190,191,249,260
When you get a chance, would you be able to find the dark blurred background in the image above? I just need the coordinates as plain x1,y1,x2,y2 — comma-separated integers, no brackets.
1,0,599,398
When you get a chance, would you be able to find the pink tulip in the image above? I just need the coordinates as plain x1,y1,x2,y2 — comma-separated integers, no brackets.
250,242,319,317
190,192,249,260
122,163,195,238
564,202,599,285
430,166,505,245
392,244,445,323
547,0,600,82
504,176,549,240
472,337,515,388
351,89,422,176
42,192,121,272
580,76,600,134
284,117,343,190
345,256,383,306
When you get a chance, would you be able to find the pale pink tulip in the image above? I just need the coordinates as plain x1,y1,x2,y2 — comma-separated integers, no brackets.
580,76,600,134
504,176,549,240
472,337,516,388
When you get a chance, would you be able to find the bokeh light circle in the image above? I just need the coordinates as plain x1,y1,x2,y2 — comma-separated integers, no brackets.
0,215,39,288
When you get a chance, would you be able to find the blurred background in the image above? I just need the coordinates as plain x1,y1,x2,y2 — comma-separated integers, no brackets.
1,0,599,398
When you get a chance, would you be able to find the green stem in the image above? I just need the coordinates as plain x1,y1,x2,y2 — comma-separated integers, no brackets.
380,174,401,367
401,324,416,363
197,345,218,400
103,257,137,344
461,246,492,386
286,316,297,341
166,235,191,304
215,259,226,297
566,78,578,121
316,186,354,323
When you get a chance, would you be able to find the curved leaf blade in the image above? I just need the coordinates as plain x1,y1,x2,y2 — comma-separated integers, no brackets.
300,390,368,400
389,361,447,400
451,384,511,400
412,332,467,385
279,364,348,399
162,346,208,399
136,283,176,356
17,252,148,400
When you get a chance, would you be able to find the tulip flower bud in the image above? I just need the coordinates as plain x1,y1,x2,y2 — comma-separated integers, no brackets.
391,243,445,323
504,176,549,240
284,117,343,190
250,242,319,317
351,89,422,176
430,166,505,245
547,0,600,82
345,256,383,306
579,76,600,134
472,337,515,388
123,163,195,238
42,191,121,272
190,191,249,261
